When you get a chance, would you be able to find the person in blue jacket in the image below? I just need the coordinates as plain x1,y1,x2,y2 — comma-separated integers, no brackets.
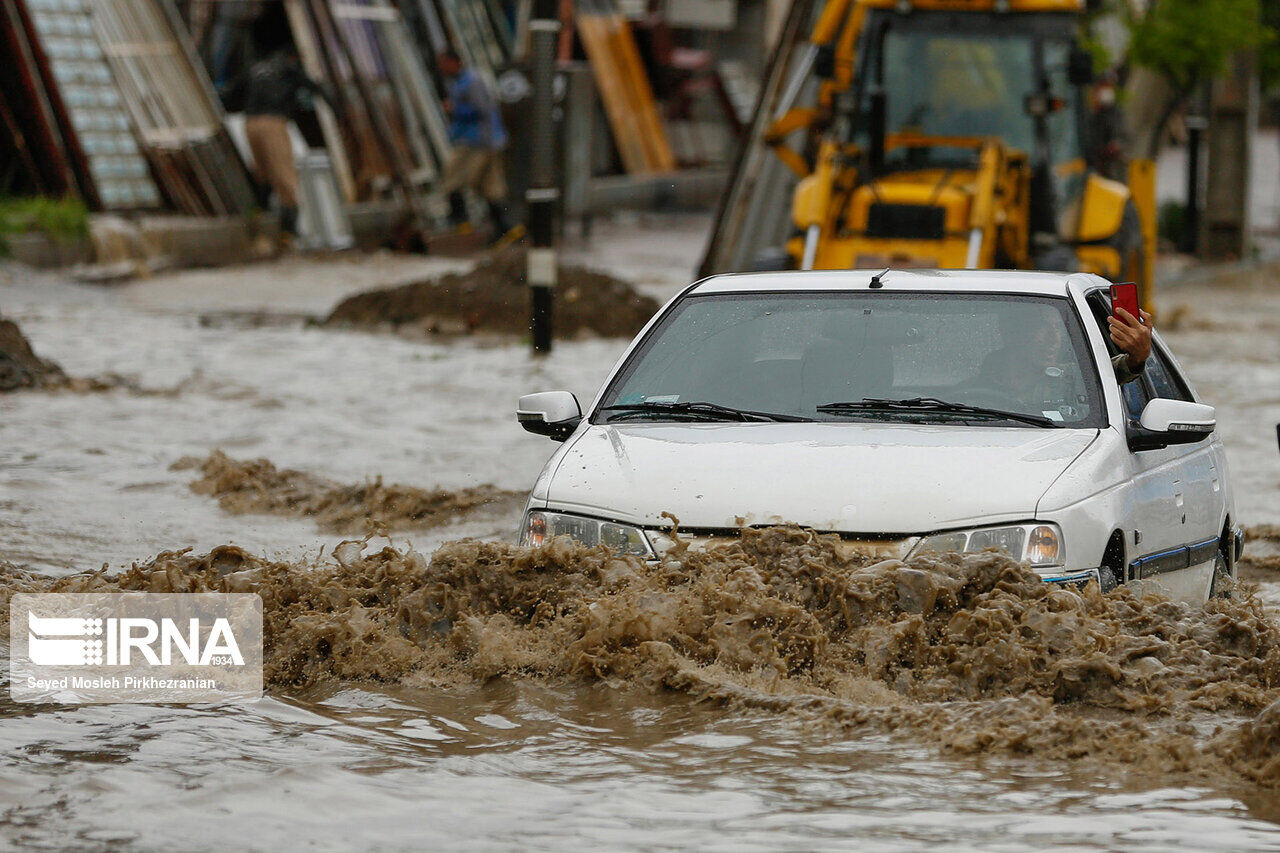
436,50,515,239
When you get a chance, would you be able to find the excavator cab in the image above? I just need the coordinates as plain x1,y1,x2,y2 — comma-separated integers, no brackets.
703,0,1155,302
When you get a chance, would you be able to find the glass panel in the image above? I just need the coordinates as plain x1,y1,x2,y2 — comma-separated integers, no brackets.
880,28,1036,161
600,292,1105,427
1145,348,1193,402
552,515,598,546
1121,379,1148,420
968,526,1025,556
1043,39,1087,236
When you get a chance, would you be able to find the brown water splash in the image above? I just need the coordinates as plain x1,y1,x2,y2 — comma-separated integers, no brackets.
172,451,522,534
6,526,1280,786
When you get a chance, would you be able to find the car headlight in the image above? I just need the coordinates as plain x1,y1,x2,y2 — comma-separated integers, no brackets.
910,522,1064,567
522,510,654,557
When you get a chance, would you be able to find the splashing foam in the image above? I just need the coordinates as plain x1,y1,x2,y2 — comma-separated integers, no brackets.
6,526,1280,785
172,451,523,534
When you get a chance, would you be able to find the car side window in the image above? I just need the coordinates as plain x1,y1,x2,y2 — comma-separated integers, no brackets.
1144,344,1194,403
1120,375,1149,421
1085,291,1148,420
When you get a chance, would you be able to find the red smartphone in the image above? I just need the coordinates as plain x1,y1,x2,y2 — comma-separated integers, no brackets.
1111,282,1140,323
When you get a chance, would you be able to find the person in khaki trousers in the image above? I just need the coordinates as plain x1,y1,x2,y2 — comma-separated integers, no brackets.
243,46,327,239
436,50,516,240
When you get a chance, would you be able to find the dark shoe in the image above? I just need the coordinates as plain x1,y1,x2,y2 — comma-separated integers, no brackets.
280,206,300,236
487,201,513,235
448,192,469,227
253,181,272,209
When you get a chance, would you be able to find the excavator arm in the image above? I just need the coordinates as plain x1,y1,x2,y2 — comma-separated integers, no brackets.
764,0,866,179
701,0,1156,300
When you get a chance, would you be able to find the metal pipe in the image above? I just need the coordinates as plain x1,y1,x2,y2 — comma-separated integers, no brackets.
526,10,559,354
772,44,817,123
965,228,982,269
801,224,820,270
1183,100,1207,255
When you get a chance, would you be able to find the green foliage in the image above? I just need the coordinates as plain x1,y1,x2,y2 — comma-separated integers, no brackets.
1078,2,1114,72
0,197,89,256
1158,200,1187,248
1261,0,1280,90
1127,0,1262,94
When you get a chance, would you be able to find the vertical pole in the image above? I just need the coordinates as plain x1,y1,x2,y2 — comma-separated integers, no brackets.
527,2,559,354
1182,93,1205,255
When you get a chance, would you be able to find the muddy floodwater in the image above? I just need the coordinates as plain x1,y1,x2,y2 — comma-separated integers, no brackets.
3,222,1280,851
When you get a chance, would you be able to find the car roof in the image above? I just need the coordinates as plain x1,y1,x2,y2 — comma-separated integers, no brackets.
688,269,1109,297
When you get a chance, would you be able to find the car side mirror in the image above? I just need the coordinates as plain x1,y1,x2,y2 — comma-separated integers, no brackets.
517,391,582,441
1127,398,1215,451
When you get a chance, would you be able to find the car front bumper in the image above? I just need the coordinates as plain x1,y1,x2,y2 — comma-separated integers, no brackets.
1034,567,1101,588
648,529,1098,588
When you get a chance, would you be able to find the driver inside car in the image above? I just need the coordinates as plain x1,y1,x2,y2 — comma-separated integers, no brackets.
977,304,1153,415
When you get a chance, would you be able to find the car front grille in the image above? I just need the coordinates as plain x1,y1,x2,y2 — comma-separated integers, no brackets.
647,530,917,561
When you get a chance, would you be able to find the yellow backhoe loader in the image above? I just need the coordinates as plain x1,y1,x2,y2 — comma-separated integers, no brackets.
701,0,1156,306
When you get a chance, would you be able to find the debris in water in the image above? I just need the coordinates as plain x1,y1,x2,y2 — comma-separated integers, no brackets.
322,245,659,339
0,313,70,391
172,451,523,534
0,313,138,393
7,526,1280,788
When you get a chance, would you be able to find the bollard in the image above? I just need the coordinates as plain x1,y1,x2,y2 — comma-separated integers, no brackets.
526,1,560,354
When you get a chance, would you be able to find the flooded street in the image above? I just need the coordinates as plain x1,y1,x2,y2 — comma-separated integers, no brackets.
4,216,1280,851
8,684,1280,851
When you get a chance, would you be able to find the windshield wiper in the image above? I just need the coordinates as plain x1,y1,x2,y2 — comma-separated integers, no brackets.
599,401,807,423
815,397,1060,428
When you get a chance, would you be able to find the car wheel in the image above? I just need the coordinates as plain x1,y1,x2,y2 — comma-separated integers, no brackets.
1098,563,1119,593
1209,549,1232,599
1099,533,1125,593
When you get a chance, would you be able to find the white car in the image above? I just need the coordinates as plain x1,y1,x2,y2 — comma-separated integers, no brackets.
516,270,1242,605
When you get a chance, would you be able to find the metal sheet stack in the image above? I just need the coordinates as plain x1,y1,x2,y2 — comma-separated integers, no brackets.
1,0,158,208
0,0,254,214
574,0,673,174
91,0,255,215
401,0,512,89
283,0,453,213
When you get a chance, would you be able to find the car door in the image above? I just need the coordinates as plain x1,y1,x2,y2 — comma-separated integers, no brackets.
1082,292,1210,603
1143,341,1222,585
1115,367,1196,596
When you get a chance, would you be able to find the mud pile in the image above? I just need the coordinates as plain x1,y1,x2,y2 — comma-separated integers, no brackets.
323,245,659,339
0,314,132,392
10,526,1280,786
0,314,69,391
173,451,522,534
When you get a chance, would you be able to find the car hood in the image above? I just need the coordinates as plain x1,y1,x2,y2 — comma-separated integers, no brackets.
545,423,1097,532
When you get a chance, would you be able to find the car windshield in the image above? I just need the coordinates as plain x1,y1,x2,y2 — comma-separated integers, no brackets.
596,291,1105,427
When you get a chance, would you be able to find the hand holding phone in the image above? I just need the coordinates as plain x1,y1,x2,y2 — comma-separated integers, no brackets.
1107,282,1151,370
1110,282,1140,323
